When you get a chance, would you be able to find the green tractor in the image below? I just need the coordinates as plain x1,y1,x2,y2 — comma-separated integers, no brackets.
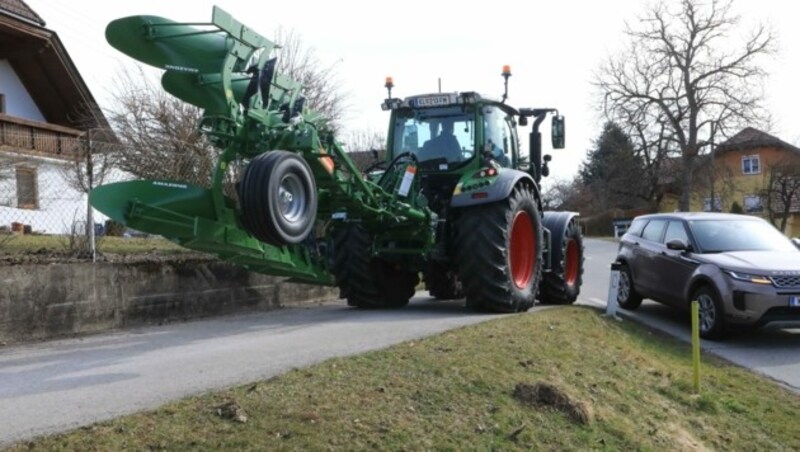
91,7,584,312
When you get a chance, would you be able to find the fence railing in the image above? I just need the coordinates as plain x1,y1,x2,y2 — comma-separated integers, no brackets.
0,129,389,260
0,113,83,159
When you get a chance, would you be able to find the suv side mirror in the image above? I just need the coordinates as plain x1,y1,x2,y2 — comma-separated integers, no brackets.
551,115,565,149
666,239,691,252
792,237,800,250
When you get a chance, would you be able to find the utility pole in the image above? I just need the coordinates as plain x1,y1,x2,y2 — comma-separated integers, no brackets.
709,122,717,212
86,130,96,262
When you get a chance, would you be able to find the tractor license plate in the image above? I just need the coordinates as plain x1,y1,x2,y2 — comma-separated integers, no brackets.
412,95,451,107
790,296,800,308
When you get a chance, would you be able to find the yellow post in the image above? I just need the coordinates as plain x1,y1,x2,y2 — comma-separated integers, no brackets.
691,300,701,393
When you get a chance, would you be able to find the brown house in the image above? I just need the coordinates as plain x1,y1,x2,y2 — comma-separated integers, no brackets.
0,0,110,233
661,127,800,237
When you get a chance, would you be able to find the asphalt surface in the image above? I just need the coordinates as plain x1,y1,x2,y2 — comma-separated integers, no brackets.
2,238,799,446
0,296,517,446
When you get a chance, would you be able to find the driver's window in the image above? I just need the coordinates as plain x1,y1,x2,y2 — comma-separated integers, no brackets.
483,107,512,167
391,106,475,165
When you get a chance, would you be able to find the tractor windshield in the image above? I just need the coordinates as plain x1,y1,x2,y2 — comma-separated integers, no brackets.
391,106,475,167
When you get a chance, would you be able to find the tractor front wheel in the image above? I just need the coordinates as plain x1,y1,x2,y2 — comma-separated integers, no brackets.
239,151,317,246
455,185,542,312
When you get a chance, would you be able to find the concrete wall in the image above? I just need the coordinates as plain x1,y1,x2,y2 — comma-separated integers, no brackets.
0,259,339,344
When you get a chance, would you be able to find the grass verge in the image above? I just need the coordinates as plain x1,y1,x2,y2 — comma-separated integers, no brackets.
0,235,189,255
10,307,799,450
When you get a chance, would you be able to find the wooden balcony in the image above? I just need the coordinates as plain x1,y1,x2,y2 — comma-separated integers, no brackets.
0,113,84,160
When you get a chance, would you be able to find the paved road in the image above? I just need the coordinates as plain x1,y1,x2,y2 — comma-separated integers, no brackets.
0,296,526,446
2,238,799,446
578,239,800,394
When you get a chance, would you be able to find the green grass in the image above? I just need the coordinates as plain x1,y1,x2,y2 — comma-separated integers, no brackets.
0,234,191,255
9,307,800,451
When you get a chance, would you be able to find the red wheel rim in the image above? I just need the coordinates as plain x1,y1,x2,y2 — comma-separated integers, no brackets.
509,211,535,289
564,239,579,286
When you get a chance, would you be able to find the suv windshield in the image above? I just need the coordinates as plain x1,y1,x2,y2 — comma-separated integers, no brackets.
689,219,797,253
391,106,475,165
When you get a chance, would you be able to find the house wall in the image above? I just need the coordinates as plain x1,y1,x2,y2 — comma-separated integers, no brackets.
0,152,87,234
0,60,45,121
659,146,800,237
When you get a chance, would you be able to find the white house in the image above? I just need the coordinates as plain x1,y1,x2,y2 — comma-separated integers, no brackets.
0,0,111,234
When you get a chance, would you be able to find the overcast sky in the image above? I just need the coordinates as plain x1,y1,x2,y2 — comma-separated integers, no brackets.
25,0,800,184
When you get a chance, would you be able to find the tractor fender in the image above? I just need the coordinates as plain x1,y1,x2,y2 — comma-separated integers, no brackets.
450,169,540,209
542,211,581,271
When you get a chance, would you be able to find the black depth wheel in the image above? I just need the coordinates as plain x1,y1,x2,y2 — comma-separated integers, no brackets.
239,151,317,246
331,225,417,308
455,185,542,313
425,262,463,300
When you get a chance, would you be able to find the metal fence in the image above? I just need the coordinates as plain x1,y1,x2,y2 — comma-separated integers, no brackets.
0,126,388,260
0,131,215,259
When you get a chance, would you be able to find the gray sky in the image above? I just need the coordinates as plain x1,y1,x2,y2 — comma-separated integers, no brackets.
26,0,800,183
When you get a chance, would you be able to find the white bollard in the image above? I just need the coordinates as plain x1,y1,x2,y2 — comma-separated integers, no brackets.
605,262,622,320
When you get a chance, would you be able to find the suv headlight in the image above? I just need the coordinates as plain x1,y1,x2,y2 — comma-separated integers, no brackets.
724,270,772,285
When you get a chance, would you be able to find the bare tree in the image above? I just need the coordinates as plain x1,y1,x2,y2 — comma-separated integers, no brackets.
596,0,775,211
106,66,217,186
105,27,350,184
762,158,800,232
693,153,737,211
343,128,386,154
274,28,349,133
543,177,591,212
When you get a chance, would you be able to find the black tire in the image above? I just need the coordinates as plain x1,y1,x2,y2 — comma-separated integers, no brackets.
693,285,727,340
331,225,417,308
539,217,584,304
425,263,463,300
239,151,317,246
455,184,543,313
617,263,643,310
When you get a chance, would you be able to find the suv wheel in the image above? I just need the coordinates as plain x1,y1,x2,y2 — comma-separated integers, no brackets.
617,264,643,310
693,285,726,340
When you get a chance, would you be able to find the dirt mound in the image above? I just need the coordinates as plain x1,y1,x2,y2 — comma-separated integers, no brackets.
513,382,593,425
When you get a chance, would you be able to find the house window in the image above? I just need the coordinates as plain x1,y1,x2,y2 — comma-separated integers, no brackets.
0,93,5,113
703,196,722,212
15,166,38,209
744,195,763,213
742,155,760,175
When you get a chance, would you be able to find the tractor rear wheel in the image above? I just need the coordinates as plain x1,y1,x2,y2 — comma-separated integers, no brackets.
455,185,542,312
539,217,584,304
331,225,417,308
239,151,317,246
425,262,463,300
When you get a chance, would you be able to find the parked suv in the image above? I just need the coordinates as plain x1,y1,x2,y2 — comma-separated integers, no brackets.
615,212,800,339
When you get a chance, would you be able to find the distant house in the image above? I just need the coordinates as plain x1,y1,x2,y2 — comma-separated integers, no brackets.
0,0,110,234
661,127,800,237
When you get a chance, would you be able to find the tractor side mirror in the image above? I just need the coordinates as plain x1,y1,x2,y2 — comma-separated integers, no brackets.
551,115,565,149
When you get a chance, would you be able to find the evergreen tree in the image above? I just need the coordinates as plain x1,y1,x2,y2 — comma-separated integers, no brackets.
579,122,645,211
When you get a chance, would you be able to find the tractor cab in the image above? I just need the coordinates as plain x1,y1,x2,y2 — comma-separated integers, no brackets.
383,91,521,173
